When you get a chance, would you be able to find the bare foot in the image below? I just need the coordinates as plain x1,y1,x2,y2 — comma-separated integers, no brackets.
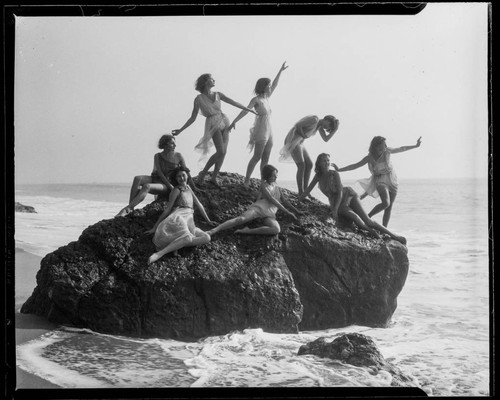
210,179,220,188
197,171,207,184
235,227,251,234
395,235,407,245
148,253,161,264
243,180,250,188
367,228,381,239
115,207,132,218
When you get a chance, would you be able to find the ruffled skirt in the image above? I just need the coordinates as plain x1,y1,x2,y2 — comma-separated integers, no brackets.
279,127,304,163
195,113,230,161
357,170,398,198
152,207,203,250
248,114,272,152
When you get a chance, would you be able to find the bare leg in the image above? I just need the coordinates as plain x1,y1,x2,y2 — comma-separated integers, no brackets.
382,190,397,227
350,196,406,244
235,217,280,235
198,130,226,183
129,175,152,203
244,141,267,187
207,213,254,236
117,183,168,217
295,162,306,195
302,149,313,193
291,145,306,195
148,232,210,264
211,129,230,184
368,185,390,219
339,206,381,238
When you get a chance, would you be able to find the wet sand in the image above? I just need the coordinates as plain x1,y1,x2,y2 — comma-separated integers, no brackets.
14,249,61,389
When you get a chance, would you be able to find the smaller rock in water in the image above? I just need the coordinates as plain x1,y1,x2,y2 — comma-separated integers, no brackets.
15,202,37,213
298,333,418,387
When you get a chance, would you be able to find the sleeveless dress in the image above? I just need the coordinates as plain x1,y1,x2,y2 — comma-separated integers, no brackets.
279,115,320,162
151,153,181,183
318,171,358,211
152,187,204,250
244,181,281,219
357,149,398,197
194,92,231,160
248,96,272,152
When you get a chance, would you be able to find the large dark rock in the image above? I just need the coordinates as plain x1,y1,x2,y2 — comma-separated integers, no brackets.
15,202,36,213
21,172,409,340
298,333,417,387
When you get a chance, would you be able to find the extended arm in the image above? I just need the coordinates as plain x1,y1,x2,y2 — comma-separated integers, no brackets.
389,136,422,154
146,189,180,234
337,156,369,172
261,186,297,219
269,61,288,95
172,98,200,136
191,189,213,224
219,92,257,114
229,97,258,131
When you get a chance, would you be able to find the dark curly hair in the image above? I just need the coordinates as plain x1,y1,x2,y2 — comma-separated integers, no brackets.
195,73,212,92
168,166,191,186
158,134,175,149
261,164,278,182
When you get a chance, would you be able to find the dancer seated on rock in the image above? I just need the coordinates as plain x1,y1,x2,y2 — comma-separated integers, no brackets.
207,164,301,236
146,166,214,264
116,134,196,217
299,153,406,245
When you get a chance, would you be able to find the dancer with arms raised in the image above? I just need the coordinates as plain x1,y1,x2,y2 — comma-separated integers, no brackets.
228,62,288,187
336,136,422,227
172,73,256,186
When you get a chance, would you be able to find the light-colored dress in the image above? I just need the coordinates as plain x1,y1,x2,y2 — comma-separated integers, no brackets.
152,187,204,250
357,149,398,197
243,181,282,219
194,92,230,160
248,97,272,152
279,115,320,162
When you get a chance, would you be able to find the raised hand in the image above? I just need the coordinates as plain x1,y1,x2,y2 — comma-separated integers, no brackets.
416,136,422,147
172,129,181,136
280,61,289,72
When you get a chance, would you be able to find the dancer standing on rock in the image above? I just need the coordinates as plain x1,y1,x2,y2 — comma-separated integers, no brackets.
336,136,422,227
299,153,406,244
207,164,301,236
116,134,194,217
146,166,214,263
172,73,257,186
228,62,288,187
279,114,340,196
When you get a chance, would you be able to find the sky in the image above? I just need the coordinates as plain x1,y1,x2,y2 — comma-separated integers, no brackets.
13,3,490,185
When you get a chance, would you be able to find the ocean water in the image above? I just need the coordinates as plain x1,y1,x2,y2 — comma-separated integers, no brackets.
13,178,491,395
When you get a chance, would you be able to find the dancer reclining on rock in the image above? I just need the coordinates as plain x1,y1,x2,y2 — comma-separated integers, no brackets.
116,134,196,217
146,166,214,263
299,153,406,244
207,164,301,236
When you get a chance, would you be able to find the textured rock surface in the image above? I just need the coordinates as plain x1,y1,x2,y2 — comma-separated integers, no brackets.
21,172,409,340
15,202,36,213
298,333,418,387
